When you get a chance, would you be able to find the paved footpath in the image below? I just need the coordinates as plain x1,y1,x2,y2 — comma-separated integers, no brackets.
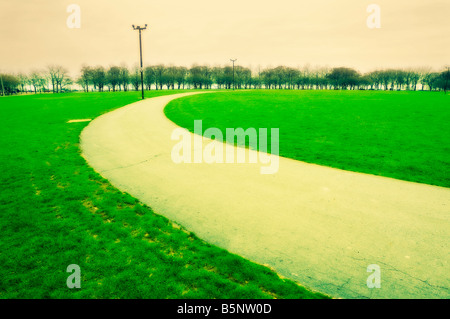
81,93,449,299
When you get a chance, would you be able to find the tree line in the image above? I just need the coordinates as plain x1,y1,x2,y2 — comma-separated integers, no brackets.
1,64,449,96
1,65,73,95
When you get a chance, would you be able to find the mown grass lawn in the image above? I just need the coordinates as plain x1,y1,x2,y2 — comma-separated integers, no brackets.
165,90,450,188
0,91,328,299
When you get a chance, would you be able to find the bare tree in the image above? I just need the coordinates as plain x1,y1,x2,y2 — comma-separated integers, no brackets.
80,66,93,92
130,67,141,91
29,71,44,93
107,66,121,92
119,66,130,91
92,66,106,92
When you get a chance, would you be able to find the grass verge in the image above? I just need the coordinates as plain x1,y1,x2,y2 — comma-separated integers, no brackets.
0,91,328,299
165,90,450,188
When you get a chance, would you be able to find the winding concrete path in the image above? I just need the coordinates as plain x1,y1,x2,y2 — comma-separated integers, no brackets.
80,92,449,299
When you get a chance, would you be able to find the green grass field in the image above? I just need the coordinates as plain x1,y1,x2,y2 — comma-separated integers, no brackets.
0,91,328,299
165,90,450,188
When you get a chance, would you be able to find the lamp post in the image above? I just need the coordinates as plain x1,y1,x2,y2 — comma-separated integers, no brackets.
0,74,4,96
132,24,147,100
0,70,5,96
445,66,450,94
230,59,237,90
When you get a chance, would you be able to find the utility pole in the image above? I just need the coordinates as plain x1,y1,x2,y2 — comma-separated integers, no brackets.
132,24,148,100
230,59,237,90
258,65,261,89
445,66,450,94
0,73,4,96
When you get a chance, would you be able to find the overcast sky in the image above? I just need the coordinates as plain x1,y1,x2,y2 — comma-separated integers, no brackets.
0,0,449,76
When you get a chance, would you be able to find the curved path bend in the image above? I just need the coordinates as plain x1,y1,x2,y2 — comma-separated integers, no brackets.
80,92,450,299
